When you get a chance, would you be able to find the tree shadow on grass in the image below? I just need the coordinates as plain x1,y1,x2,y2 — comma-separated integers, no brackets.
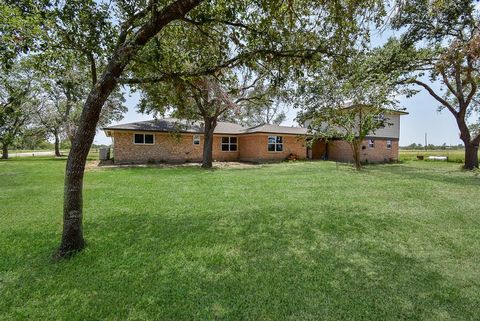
2,204,479,320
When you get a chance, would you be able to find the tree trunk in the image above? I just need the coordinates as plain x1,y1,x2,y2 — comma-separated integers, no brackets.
202,117,217,168
56,0,202,259
1,143,8,159
457,116,479,170
54,129,61,157
464,142,479,170
350,140,362,170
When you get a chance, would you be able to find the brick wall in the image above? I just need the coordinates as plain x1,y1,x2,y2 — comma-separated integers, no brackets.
238,134,307,162
328,138,399,163
112,131,397,164
113,131,239,164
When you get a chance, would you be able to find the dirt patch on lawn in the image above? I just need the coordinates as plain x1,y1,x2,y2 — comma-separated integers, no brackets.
85,160,259,171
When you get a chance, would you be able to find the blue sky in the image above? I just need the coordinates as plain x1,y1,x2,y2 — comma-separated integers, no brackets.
94,15,468,147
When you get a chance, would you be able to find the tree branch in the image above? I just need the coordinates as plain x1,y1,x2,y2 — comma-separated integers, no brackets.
464,54,477,108
120,48,329,84
115,4,154,50
439,68,460,100
404,78,458,116
181,17,264,35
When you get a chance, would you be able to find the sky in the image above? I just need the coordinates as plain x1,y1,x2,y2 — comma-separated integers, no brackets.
93,12,471,148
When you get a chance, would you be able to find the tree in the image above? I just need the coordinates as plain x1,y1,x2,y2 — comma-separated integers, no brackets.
48,0,205,258
222,78,288,127
5,0,386,258
126,0,383,168
236,100,287,127
138,69,274,167
139,74,238,168
307,105,392,169
14,127,49,150
33,58,88,156
388,0,480,169
34,57,126,156
297,51,400,169
0,61,36,159
127,11,289,168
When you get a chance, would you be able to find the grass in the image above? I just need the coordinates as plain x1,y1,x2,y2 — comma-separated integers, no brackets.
399,149,478,163
1,158,479,321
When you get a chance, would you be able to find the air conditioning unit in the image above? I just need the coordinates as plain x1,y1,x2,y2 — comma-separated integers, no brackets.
99,147,110,160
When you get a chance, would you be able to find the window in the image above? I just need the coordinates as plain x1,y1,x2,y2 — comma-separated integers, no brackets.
268,136,283,152
221,136,237,151
368,139,375,148
134,133,154,145
386,139,392,149
193,135,200,145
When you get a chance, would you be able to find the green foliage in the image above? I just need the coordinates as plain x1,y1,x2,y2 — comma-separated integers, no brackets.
305,105,391,143
3,0,389,135
0,59,38,152
401,143,466,150
391,0,477,44
0,1,47,67
126,0,388,130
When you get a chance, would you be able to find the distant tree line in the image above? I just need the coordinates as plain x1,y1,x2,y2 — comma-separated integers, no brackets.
400,143,466,150
9,137,109,151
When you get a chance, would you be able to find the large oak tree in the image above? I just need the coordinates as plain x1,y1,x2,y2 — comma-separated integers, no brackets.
4,0,385,258
388,0,480,169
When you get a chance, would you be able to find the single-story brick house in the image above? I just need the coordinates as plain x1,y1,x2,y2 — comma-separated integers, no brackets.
104,119,308,164
104,111,407,164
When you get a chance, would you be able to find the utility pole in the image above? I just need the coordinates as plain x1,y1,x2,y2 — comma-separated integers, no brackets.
424,132,427,151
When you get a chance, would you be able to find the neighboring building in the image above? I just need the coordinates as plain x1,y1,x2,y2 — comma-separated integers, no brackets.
103,119,308,164
104,110,407,164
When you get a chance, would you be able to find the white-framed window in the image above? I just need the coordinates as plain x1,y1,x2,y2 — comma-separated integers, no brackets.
268,136,283,152
368,139,375,148
134,133,154,145
221,136,237,151
386,139,392,149
193,135,200,145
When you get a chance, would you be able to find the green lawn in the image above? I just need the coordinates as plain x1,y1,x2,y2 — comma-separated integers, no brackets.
1,158,479,320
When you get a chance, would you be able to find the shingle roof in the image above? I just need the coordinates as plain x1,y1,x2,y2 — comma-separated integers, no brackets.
242,124,308,135
341,104,409,115
103,118,246,134
104,118,309,136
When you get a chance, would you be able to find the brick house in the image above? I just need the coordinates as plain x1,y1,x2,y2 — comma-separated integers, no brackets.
103,119,308,164
104,111,406,164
